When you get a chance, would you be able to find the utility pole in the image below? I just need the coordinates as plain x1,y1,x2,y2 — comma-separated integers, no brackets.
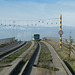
58,14,63,48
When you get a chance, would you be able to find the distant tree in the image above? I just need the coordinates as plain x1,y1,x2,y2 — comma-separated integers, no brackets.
64,35,73,60
65,39,68,45
68,35,73,59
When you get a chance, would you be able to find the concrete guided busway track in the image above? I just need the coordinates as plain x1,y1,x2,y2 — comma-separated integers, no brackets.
42,41,72,75
0,41,35,75
20,42,41,75
0,41,27,60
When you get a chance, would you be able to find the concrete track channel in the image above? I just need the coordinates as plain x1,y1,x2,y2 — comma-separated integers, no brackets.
0,41,27,59
19,42,40,75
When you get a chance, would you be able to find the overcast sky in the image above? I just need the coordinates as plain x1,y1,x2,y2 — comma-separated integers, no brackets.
0,0,75,26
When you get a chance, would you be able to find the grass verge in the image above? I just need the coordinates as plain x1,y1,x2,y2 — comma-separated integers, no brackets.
39,42,52,62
